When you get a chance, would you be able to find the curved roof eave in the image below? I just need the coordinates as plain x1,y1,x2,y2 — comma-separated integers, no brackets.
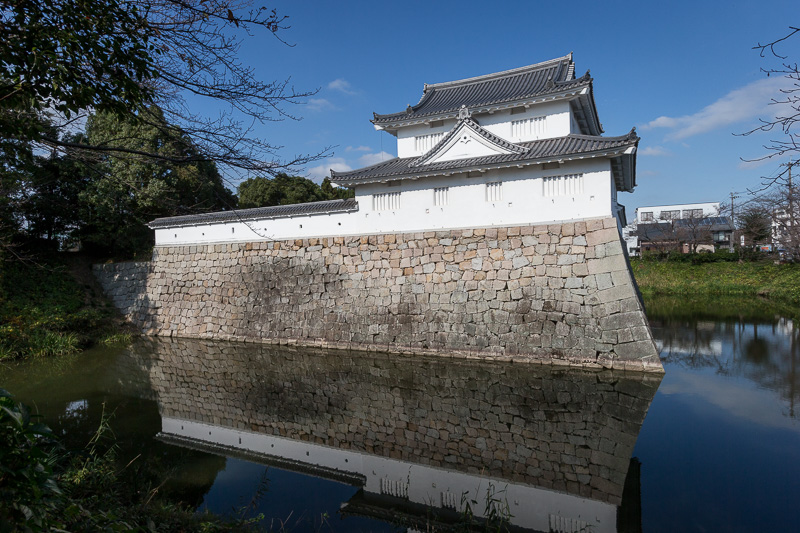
331,132,639,188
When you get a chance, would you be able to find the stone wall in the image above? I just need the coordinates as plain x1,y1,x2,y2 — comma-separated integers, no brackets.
94,218,661,371
124,337,662,505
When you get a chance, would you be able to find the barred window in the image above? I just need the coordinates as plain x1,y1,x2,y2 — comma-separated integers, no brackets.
434,187,448,206
486,181,502,202
640,211,654,222
511,116,546,139
542,174,584,197
414,132,444,153
373,192,400,211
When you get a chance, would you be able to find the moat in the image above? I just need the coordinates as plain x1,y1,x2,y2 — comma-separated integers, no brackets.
2,297,799,532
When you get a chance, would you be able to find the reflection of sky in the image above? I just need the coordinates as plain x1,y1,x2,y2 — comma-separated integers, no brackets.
636,363,800,533
653,318,800,420
660,367,800,432
198,458,394,532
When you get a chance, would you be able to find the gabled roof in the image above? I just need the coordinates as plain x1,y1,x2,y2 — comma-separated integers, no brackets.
372,54,594,128
331,125,639,190
411,115,527,167
148,198,358,229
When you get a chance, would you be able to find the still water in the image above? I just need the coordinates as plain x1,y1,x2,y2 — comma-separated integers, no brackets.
2,298,800,532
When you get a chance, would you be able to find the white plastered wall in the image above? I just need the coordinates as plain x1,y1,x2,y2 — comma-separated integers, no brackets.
154,159,615,246
395,100,572,158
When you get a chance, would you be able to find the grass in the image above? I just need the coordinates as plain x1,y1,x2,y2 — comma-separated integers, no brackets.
0,255,132,360
631,258,800,305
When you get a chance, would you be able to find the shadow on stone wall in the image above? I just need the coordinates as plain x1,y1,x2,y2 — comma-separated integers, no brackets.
121,336,661,507
94,221,663,371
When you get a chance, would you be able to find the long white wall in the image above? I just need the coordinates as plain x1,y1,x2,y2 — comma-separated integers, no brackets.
396,100,572,158
153,159,615,246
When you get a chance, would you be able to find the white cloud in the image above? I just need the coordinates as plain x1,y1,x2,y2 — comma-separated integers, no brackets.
306,157,351,181
640,77,791,141
640,146,671,156
345,145,372,152
305,151,395,181
327,79,356,95
357,151,394,166
306,98,336,111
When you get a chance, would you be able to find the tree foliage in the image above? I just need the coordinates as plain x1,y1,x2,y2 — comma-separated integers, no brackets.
0,0,156,140
78,106,236,257
238,174,352,209
1,0,326,176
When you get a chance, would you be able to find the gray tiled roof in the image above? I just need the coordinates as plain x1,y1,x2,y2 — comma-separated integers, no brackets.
331,130,639,186
148,198,358,228
373,54,589,125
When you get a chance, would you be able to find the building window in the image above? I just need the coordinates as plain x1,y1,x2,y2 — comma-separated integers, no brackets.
660,210,681,221
373,192,400,211
511,116,546,139
542,174,584,197
434,187,448,206
640,211,654,222
414,132,444,153
486,181,502,202
682,208,704,219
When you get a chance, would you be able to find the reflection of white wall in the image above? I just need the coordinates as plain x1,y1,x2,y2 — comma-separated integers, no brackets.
154,160,615,246
162,418,617,533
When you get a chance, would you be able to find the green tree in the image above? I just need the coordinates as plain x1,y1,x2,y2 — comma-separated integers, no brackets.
79,107,236,257
1,0,324,175
321,177,355,201
0,0,155,142
238,174,326,209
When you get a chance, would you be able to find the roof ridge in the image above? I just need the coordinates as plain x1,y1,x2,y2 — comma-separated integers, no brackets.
423,53,573,91
148,198,359,228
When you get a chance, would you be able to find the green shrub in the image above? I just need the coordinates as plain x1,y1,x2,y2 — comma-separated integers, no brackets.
0,257,123,360
0,389,61,531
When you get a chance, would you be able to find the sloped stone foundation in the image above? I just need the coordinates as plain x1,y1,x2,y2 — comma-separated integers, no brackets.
94,217,662,371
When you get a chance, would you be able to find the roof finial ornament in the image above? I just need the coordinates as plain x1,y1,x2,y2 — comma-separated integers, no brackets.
545,76,555,89
458,105,471,120
406,105,413,114
583,69,591,80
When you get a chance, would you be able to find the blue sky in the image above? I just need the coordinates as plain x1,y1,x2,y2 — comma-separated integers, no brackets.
226,0,798,215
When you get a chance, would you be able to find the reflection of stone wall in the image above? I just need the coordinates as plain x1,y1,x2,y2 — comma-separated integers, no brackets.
127,337,661,505
95,220,661,370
